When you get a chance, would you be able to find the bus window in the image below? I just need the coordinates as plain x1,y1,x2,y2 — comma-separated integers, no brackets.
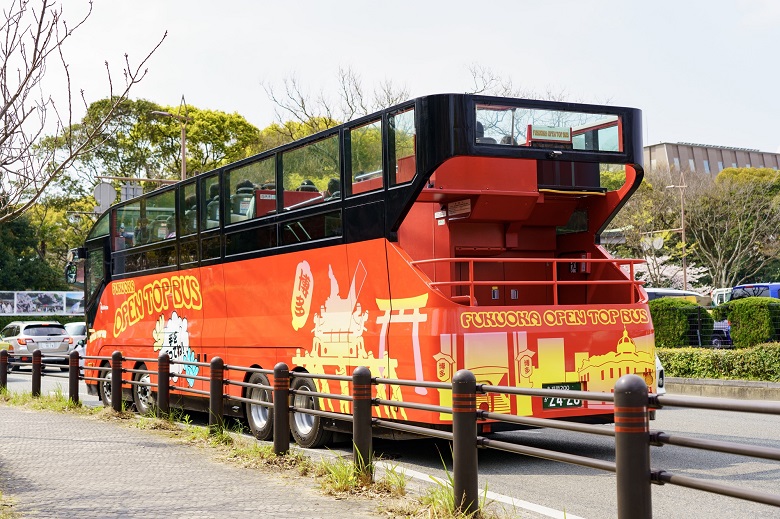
85,246,104,304
350,119,383,196
281,135,339,210
179,181,198,236
201,173,221,230
116,202,141,248
389,107,415,186
281,209,341,245
475,103,621,153
145,189,176,242
226,156,276,222
87,211,111,240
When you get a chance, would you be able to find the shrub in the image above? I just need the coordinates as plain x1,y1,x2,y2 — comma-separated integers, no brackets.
648,298,713,348
657,343,780,381
716,297,780,348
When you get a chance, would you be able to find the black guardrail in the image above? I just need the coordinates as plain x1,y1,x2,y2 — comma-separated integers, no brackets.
1,348,779,517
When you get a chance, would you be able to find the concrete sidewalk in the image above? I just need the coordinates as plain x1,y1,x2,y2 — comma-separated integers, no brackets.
666,377,780,401
0,406,386,518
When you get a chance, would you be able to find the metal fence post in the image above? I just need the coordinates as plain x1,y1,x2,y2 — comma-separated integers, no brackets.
68,350,79,404
352,366,373,481
32,349,42,397
452,369,478,516
614,374,652,519
111,351,123,412
209,356,224,433
157,353,170,417
0,350,7,390
273,362,290,455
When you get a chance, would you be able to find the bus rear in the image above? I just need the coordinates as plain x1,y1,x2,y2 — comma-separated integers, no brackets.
375,96,654,428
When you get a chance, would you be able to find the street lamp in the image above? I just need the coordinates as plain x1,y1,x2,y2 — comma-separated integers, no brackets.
666,181,687,290
150,96,192,181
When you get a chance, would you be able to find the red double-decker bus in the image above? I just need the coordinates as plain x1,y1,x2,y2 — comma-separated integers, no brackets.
75,94,656,447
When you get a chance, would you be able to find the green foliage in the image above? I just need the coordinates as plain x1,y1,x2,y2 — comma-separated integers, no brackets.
716,297,780,348
49,97,261,185
599,168,627,191
0,216,68,291
648,298,713,347
657,344,780,382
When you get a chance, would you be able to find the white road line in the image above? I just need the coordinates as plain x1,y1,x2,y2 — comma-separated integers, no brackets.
377,461,587,519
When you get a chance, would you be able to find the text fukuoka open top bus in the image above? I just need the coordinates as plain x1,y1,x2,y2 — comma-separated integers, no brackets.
76,93,656,447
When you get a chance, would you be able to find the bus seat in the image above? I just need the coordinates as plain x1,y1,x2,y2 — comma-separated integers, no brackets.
207,197,220,221
231,193,253,216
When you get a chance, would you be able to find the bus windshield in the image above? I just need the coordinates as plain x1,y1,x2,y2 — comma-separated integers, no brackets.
476,103,621,152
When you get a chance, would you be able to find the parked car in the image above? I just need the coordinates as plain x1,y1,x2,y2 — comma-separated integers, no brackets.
64,321,87,369
711,287,732,307
0,321,73,371
730,283,780,301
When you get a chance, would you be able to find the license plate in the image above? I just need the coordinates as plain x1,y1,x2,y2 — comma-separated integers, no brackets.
37,342,60,349
542,382,583,409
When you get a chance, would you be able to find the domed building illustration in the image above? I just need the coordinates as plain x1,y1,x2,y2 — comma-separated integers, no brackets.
577,327,655,393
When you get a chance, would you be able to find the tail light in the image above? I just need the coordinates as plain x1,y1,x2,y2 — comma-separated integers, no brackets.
66,337,73,344
17,338,31,346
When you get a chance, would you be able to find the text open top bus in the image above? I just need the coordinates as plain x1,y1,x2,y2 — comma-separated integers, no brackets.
76,93,655,447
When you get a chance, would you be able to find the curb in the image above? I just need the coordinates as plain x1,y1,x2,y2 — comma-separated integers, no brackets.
666,377,780,401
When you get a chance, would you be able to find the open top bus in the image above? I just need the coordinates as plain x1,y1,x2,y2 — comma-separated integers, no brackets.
71,93,656,446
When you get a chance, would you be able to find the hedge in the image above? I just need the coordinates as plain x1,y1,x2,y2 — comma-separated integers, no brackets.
712,297,780,348
648,297,713,348
657,343,780,382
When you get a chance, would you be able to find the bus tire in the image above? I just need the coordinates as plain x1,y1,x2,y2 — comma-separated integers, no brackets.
245,372,273,441
98,362,112,406
133,363,155,415
290,376,332,448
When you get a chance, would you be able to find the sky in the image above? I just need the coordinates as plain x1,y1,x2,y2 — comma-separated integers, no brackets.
51,0,780,154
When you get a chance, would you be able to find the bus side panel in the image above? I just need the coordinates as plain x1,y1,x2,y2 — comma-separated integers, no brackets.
86,269,210,395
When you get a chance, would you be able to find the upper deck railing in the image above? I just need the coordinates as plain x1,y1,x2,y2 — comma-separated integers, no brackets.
410,256,647,306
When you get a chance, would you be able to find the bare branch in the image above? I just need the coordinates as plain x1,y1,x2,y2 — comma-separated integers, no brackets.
0,1,166,222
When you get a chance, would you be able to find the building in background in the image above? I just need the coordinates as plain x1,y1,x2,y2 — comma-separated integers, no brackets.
644,142,780,175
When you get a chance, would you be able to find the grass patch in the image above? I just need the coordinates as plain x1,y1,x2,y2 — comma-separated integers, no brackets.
0,489,18,519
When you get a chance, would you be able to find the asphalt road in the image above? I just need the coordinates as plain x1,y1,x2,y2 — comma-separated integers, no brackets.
5,370,779,518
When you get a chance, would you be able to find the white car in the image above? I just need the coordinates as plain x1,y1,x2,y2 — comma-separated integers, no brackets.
64,321,87,369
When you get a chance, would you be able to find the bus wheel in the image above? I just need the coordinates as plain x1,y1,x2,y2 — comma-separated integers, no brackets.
245,372,273,440
98,363,112,406
133,363,155,415
290,376,332,448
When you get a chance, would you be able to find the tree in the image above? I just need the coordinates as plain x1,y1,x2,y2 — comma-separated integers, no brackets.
0,0,164,223
605,167,696,287
42,98,261,204
0,214,66,290
686,169,780,288
261,66,409,141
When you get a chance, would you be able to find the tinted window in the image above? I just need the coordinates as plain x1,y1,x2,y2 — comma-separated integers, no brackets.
731,286,770,300
389,108,416,186
282,135,339,210
226,156,276,221
23,325,67,336
350,119,383,196
65,323,86,335
201,173,221,230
